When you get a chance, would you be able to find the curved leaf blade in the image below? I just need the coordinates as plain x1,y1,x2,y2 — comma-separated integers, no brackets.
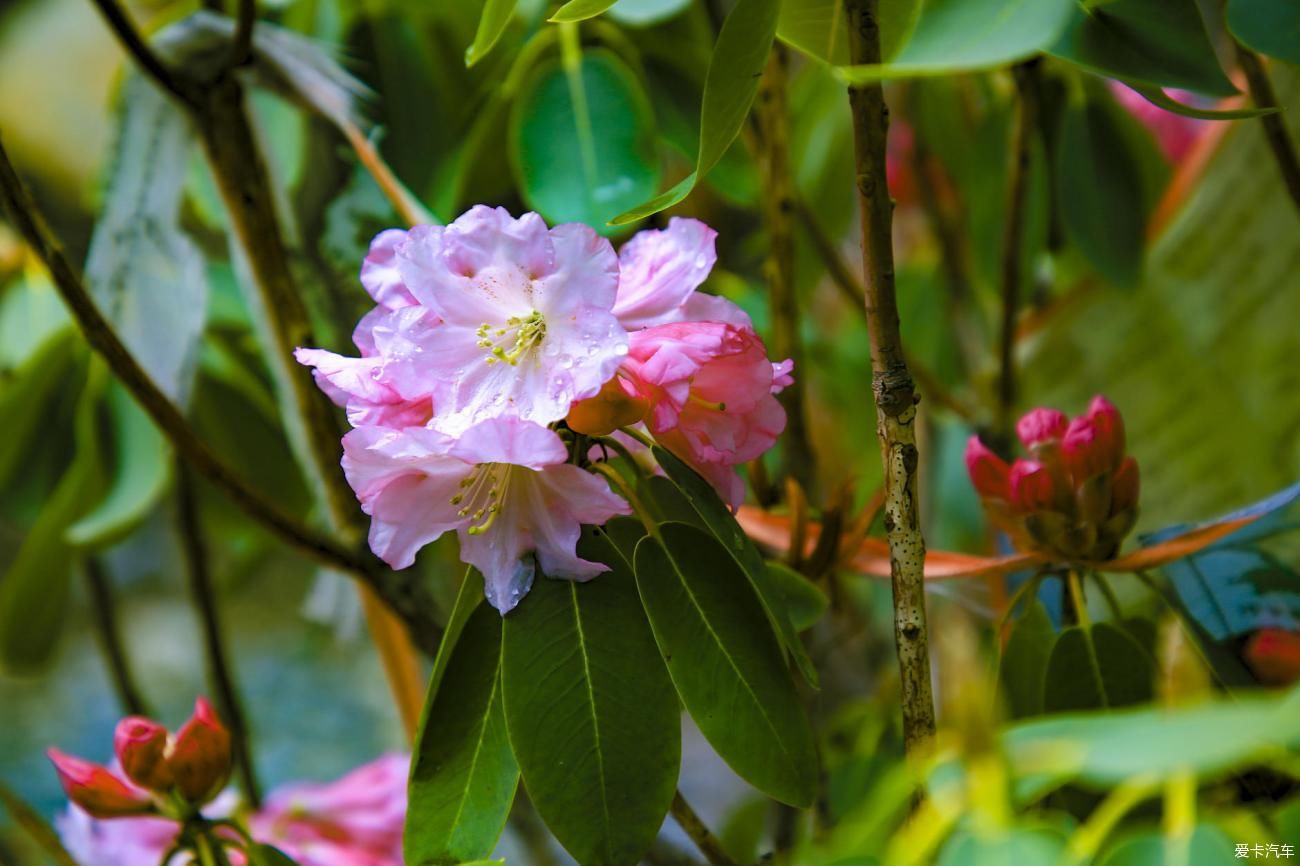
634,522,817,807
550,0,619,23
1130,84,1278,120
1042,623,1153,713
1228,0,1300,66
466,0,521,67
502,529,680,866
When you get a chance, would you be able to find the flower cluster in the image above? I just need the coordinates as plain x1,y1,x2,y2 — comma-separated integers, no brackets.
48,698,231,820
297,207,791,612
965,396,1139,560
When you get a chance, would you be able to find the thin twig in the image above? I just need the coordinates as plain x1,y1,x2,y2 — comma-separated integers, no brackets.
996,61,1039,447
1234,45,1300,218
229,0,257,70
0,135,442,655
670,791,740,866
87,0,195,106
844,0,937,757
177,467,262,808
755,42,815,493
84,559,151,717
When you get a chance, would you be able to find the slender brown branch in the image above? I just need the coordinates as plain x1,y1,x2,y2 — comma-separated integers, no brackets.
0,135,441,656
229,0,257,69
177,467,261,808
670,791,740,866
843,0,936,756
1234,46,1300,218
996,62,1039,447
755,42,815,493
84,559,151,717
87,0,196,106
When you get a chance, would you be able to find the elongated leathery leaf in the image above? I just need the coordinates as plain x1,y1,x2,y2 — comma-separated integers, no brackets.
502,526,679,866
407,572,518,866
634,522,817,807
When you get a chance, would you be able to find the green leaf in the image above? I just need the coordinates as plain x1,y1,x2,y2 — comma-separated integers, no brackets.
1042,622,1153,712
777,0,920,65
607,0,692,26
1048,0,1237,97
1127,83,1278,120
502,529,679,866
610,0,779,224
249,844,300,866
634,522,817,807
0,330,79,492
1229,0,1300,66
764,561,829,631
510,50,660,231
66,382,172,547
836,0,1075,82
407,574,518,866
466,0,520,67
650,447,818,686
999,600,1057,719
1056,97,1148,287
1097,825,1238,866
550,0,619,22
937,828,1067,866
0,266,70,370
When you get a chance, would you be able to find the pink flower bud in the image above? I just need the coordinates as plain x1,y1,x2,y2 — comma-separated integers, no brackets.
1016,407,1068,450
169,698,232,805
1244,629,1300,686
1063,417,1115,483
47,749,154,819
964,435,1010,500
1085,395,1125,465
1008,460,1059,513
1111,457,1140,513
113,717,173,792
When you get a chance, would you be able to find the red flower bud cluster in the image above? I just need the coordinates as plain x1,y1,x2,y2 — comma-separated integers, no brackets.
1244,629,1300,687
965,396,1140,560
48,698,232,819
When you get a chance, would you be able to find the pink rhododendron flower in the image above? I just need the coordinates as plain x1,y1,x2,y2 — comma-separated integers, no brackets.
343,416,629,612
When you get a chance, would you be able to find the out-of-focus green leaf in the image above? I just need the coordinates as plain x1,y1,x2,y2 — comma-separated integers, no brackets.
1048,0,1237,96
510,50,659,232
503,527,679,866
1097,825,1238,866
1129,84,1277,120
634,522,817,807
765,561,829,631
778,0,919,65
1000,600,1057,719
611,0,779,224
1228,0,1300,66
65,382,171,548
607,0,692,26
249,845,300,866
408,574,517,865
937,828,1067,866
0,330,79,493
467,0,521,67
836,0,1075,82
550,0,619,22
0,265,69,370
86,73,206,404
1056,96,1148,287
1042,623,1153,712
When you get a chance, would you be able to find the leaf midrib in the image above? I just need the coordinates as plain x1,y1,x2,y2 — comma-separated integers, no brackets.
444,671,501,850
569,581,614,860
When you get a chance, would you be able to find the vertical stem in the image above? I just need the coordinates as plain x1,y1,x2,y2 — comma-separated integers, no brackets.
83,558,151,717
193,75,424,742
1234,46,1300,218
755,42,816,494
177,468,262,808
843,0,936,756
996,62,1039,447
670,791,740,866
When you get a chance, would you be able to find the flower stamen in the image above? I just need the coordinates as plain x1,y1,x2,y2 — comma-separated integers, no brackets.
479,311,547,367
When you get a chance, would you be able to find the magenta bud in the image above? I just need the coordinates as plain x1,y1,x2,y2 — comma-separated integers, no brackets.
1085,396,1125,466
964,435,1011,500
1008,460,1060,513
169,698,232,805
47,749,154,819
113,717,173,792
1016,407,1069,450
1111,457,1140,513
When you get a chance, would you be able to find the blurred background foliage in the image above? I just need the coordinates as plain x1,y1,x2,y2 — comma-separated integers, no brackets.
1,0,1298,863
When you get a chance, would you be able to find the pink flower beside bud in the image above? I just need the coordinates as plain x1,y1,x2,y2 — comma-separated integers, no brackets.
1008,461,1060,513
47,749,154,819
169,698,233,804
1016,407,1068,450
964,436,1010,500
1244,629,1300,686
114,718,173,792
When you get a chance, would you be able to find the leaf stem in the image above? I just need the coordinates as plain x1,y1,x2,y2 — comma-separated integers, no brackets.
670,790,739,866
229,0,257,70
592,462,659,539
0,134,443,656
177,467,262,808
87,0,196,106
1067,570,1091,628
83,557,151,717
844,0,937,757
1234,45,1300,218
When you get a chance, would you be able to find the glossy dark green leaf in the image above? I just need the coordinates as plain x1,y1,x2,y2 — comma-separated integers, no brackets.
836,0,1075,81
611,0,778,224
765,561,829,631
650,447,818,685
1056,98,1147,287
1097,825,1237,866
466,0,520,67
407,573,518,866
250,845,300,866
634,523,817,807
550,0,619,22
999,600,1057,719
777,0,920,65
1048,0,1237,97
1229,0,1300,66
502,530,679,866
937,828,1067,866
1042,623,1153,712
66,382,172,547
1128,83,1277,120
510,50,660,232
